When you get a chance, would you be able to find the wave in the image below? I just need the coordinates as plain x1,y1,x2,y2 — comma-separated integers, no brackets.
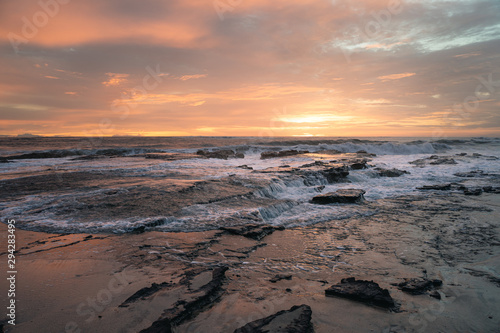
3,147,166,159
2,137,499,160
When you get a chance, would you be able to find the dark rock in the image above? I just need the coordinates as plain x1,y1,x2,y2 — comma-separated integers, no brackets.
141,267,228,333
196,149,244,159
233,304,314,333
269,274,292,283
260,150,309,159
356,150,376,157
145,153,202,161
454,170,487,177
0,157,10,163
410,156,457,166
376,168,410,177
238,165,253,170
464,188,483,196
456,153,467,156
417,184,452,191
429,291,441,299
128,218,166,233
316,185,325,192
119,282,172,307
221,224,284,241
311,189,366,204
300,161,327,168
395,278,442,295
325,277,396,310
483,186,500,193
321,166,349,183
472,153,482,157
429,158,457,165
350,160,368,170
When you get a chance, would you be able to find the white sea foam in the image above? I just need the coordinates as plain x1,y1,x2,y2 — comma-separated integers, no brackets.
1,137,499,233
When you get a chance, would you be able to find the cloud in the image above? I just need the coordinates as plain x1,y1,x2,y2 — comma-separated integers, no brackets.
179,74,207,81
377,73,416,81
0,0,499,136
102,73,129,87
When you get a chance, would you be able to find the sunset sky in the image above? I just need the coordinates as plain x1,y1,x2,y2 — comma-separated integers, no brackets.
0,0,499,137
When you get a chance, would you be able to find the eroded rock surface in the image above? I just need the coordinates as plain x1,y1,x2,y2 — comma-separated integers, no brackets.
221,224,284,240
311,189,366,204
233,304,314,333
260,150,310,159
197,149,244,159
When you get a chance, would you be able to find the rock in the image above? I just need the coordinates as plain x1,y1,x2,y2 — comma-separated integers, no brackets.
325,277,396,310
145,153,202,161
139,319,173,333
456,153,467,156
429,291,441,299
417,184,452,191
350,160,368,170
140,266,228,333
233,304,314,333
356,150,377,157
269,274,292,283
260,150,309,159
483,186,500,193
464,188,483,196
321,166,349,183
196,149,244,159
376,168,410,177
237,165,253,170
410,155,457,166
119,282,172,307
395,278,442,295
429,158,457,165
454,170,487,177
0,157,10,163
221,224,284,241
311,189,366,204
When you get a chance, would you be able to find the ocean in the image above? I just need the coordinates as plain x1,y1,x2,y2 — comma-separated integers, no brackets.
1,136,500,234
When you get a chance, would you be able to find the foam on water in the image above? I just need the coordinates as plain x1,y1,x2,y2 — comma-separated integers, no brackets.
1,137,499,233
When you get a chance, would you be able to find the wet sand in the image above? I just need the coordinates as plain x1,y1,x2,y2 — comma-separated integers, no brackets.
1,192,499,333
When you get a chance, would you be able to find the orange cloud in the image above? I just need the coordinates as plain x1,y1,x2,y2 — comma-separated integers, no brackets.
179,74,207,81
378,72,416,81
102,73,129,87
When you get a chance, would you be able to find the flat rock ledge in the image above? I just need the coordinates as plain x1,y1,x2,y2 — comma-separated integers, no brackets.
221,224,285,240
311,189,366,204
375,168,410,177
196,149,244,159
325,277,397,310
260,150,310,159
233,304,314,333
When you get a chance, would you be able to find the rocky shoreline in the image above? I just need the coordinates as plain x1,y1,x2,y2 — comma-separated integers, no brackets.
1,150,500,332
1,189,499,332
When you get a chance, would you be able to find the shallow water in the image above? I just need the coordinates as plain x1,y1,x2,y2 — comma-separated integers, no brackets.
1,136,499,234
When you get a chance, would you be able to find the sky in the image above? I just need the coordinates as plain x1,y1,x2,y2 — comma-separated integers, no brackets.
0,0,499,137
